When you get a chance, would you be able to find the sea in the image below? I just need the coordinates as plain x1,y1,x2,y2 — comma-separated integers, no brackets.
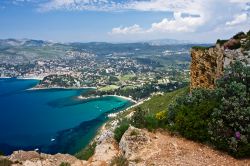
0,78,133,155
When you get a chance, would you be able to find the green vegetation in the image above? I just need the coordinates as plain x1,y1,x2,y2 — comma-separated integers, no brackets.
0,158,13,166
216,39,229,46
168,61,250,157
119,74,136,81
110,155,129,166
233,32,246,40
59,162,71,166
99,85,120,92
168,89,220,141
131,87,189,131
208,61,250,158
75,142,97,160
247,30,250,36
114,119,130,142
87,82,187,101
192,46,211,50
126,61,249,158
0,151,4,156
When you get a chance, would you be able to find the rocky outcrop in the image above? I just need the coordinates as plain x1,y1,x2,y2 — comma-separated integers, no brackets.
190,32,250,90
3,126,250,166
118,127,250,166
190,45,224,89
3,150,87,166
119,126,159,165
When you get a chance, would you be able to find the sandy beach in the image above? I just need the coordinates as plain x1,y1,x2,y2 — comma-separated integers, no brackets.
103,95,137,103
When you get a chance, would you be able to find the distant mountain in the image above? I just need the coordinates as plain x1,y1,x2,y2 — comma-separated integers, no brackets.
0,39,54,47
146,39,195,46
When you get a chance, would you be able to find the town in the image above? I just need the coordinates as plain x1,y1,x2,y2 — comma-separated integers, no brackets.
0,40,193,99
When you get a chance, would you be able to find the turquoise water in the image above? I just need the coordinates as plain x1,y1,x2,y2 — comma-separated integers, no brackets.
0,78,133,155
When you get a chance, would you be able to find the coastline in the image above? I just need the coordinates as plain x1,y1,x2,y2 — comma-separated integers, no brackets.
102,95,137,103
17,77,44,80
0,76,43,80
0,76,11,79
107,96,150,118
27,86,97,91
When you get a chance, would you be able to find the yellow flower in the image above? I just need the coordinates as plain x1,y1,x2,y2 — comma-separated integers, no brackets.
155,111,167,120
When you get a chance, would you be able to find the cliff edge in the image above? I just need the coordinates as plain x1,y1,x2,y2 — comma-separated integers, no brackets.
190,31,250,90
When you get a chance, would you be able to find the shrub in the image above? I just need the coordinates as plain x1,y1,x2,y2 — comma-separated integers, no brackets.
75,142,96,160
192,46,210,50
216,39,229,46
233,32,246,39
168,89,219,141
155,111,167,121
114,119,130,142
0,151,4,156
243,39,250,51
208,61,250,158
0,158,13,166
59,162,71,166
131,107,161,131
247,30,250,36
110,155,129,166
130,129,139,136
168,61,250,157
131,107,146,128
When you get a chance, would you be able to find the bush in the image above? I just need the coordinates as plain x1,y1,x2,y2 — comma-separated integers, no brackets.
247,30,250,36
131,107,161,131
59,162,71,166
168,61,250,158
216,39,229,46
208,61,250,158
75,142,96,160
192,46,210,50
168,89,219,141
131,107,146,128
114,119,130,142
233,32,246,39
110,155,129,166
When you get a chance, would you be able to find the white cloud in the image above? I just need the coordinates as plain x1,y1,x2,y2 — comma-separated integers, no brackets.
10,0,250,40
226,13,248,26
110,12,205,35
109,0,249,36
111,24,144,35
230,0,250,3
149,12,204,33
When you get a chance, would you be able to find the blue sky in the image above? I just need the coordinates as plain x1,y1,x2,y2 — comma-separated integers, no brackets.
0,0,249,43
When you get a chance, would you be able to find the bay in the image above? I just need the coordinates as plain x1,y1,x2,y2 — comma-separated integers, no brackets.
0,78,133,155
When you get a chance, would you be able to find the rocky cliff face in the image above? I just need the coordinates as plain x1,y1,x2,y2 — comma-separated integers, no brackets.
190,45,224,90
190,32,250,90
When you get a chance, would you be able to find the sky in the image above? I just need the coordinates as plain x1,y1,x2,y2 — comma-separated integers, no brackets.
0,0,249,43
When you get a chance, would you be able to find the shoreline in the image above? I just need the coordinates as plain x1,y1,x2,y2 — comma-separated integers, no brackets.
17,77,44,80
107,97,150,118
28,86,97,91
77,94,137,104
0,76,43,80
102,95,137,103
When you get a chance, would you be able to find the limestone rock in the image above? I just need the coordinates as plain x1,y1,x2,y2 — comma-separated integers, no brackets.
190,36,249,90
119,126,158,164
6,150,86,166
